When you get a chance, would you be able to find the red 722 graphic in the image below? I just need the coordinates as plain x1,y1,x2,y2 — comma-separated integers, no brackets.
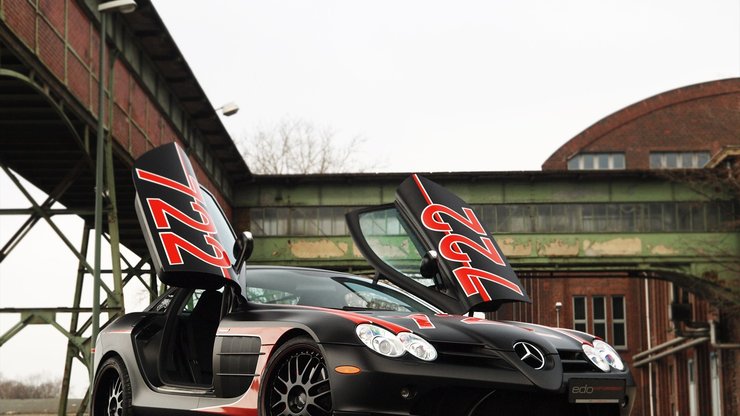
136,159,231,278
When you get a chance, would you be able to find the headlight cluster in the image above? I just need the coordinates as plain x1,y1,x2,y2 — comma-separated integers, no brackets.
582,340,625,372
356,324,437,361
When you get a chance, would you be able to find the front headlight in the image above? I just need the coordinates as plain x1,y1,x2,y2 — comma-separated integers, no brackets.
356,324,437,361
356,324,405,357
593,340,625,371
582,343,611,372
398,332,437,361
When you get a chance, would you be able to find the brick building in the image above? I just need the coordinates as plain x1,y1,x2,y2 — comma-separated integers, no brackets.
528,78,740,416
543,78,740,171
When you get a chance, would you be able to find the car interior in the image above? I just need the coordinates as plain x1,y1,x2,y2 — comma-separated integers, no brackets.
133,284,246,391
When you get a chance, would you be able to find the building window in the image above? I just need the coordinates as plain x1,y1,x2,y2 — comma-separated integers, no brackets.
649,151,710,169
249,200,736,236
573,295,626,348
567,153,625,170
593,296,607,340
612,295,626,348
573,296,588,332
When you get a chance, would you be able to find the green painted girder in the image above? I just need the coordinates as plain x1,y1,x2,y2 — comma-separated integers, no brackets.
237,171,727,207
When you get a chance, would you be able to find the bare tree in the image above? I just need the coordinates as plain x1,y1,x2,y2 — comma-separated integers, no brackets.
240,118,373,174
0,374,60,399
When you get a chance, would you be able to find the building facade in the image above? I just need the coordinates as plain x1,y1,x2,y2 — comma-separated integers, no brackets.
242,79,740,416
538,78,740,416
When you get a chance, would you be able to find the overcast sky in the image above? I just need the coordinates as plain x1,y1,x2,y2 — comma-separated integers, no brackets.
153,0,739,172
1,0,739,396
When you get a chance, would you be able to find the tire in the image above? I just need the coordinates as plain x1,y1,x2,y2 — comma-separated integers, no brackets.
92,356,133,416
260,336,332,416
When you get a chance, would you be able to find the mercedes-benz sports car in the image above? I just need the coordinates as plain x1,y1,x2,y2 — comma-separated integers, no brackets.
91,143,635,416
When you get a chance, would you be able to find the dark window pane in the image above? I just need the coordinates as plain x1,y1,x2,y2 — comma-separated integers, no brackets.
647,203,663,231
662,203,675,231
677,204,691,231
276,209,288,235
612,296,624,319
550,205,571,232
479,205,499,233
613,324,626,347
290,208,304,235
502,205,529,233
333,207,347,235
250,208,265,236
606,204,620,231
620,204,638,231
496,206,510,232
536,205,551,232
575,323,587,332
318,207,333,235
706,203,720,231
690,204,705,231
718,202,736,231
583,205,607,232
594,323,606,340
574,297,586,320
593,297,605,319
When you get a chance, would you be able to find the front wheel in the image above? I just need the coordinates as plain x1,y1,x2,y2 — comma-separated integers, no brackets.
91,356,133,416
260,336,332,416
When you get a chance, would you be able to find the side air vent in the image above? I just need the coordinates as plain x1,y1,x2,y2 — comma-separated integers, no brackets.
214,335,261,398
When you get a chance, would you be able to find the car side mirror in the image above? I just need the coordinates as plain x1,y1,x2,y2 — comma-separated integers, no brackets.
234,231,254,273
420,250,444,289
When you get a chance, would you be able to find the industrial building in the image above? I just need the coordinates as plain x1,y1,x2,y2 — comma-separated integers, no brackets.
0,1,738,415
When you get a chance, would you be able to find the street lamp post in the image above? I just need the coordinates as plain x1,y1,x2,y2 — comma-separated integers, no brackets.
91,0,136,408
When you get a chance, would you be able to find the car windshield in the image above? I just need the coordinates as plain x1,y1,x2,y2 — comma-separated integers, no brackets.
245,268,439,314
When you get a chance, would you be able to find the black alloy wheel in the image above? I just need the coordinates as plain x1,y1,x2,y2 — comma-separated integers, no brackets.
261,336,332,416
92,356,133,416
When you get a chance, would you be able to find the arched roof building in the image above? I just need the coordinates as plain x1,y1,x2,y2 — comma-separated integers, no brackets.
543,78,740,171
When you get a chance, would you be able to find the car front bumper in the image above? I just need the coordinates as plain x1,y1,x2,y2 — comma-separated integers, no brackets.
321,343,635,416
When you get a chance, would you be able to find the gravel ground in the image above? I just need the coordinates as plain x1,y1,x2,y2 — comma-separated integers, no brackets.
0,398,83,415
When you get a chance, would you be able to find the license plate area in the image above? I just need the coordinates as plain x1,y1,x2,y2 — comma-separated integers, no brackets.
568,378,625,404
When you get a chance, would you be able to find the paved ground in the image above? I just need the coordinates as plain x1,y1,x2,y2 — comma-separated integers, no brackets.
0,398,83,415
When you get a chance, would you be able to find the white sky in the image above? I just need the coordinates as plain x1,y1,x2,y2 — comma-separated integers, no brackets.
1,0,739,397
153,0,739,172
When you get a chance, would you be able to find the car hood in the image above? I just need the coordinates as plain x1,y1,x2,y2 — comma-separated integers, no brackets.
350,310,596,391
358,311,591,354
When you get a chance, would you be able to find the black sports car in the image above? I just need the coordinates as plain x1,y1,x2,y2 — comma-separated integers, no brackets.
91,143,635,416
